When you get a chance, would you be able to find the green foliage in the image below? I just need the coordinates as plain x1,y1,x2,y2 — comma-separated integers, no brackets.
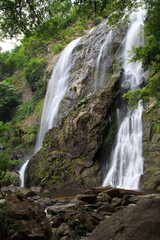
0,121,21,147
0,121,22,176
14,89,45,122
0,82,21,122
75,44,83,52
94,16,103,25
0,171,19,185
68,219,87,236
7,52,29,70
73,0,138,22
0,148,19,181
22,126,38,146
1,205,19,235
50,43,63,54
24,57,47,91
20,36,48,59
0,51,14,80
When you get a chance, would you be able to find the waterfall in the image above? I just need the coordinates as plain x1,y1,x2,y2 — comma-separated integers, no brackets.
19,37,81,187
94,30,113,90
35,37,81,151
103,9,145,189
19,160,29,188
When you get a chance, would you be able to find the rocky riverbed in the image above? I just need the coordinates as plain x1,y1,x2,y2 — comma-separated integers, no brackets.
1,185,160,240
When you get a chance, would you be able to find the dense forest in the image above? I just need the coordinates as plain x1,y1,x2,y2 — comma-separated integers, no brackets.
0,0,160,185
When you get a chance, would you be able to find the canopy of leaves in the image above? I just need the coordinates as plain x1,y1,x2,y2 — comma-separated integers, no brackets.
73,0,141,23
0,0,73,38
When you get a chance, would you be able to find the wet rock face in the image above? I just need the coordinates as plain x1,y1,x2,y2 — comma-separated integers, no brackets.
24,18,126,190
0,194,55,240
58,21,125,122
141,101,160,190
25,70,122,189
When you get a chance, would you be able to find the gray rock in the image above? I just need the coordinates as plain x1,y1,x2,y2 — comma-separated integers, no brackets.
88,196,160,240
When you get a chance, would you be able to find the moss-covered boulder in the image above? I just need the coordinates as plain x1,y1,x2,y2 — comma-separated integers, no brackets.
25,69,122,190
0,194,55,240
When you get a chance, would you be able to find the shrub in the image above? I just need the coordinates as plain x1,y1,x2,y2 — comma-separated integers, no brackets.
0,82,21,122
24,58,47,91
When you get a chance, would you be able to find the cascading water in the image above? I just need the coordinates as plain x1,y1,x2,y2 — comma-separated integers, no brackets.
19,159,29,188
36,37,81,151
19,37,81,187
94,30,112,91
103,9,145,189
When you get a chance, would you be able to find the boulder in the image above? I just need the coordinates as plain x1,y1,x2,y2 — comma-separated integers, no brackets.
77,194,97,203
0,194,56,240
88,195,160,240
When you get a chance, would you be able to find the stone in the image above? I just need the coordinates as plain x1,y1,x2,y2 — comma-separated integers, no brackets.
91,212,105,222
98,193,112,203
31,186,43,193
97,205,115,214
37,198,53,208
88,195,160,240
0,199,6,204
56,223,77,240
0,194,55,240
77,194,97,203
111,197,122,207
47,203,75,215
74,200,85,209
51,214,65,228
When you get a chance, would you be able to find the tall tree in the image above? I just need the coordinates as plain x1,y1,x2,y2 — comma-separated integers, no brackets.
0,0,72,38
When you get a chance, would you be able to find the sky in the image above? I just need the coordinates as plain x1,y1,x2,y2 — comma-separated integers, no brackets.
0,38,21,52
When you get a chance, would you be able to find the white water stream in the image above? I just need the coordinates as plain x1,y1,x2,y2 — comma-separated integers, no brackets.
94,30,113,90
103,10,145,189
19,37,81,187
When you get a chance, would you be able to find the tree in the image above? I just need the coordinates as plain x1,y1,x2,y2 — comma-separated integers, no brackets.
0,121,20,181
24,58,47,91
0,0,72,38
0,82,21,122
73,0,140,21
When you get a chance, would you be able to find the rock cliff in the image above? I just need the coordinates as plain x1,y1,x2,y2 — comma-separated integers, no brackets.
141,100,160,190
25,70,122,189
25,19,126,190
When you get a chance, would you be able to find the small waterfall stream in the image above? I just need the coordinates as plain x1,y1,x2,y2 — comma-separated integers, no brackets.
19,37,81,187
94,29,113,90
103,10,145,189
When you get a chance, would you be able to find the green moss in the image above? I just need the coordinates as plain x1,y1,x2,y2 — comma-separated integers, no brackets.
78,104,85,110
1,205,19,235
67,219,87,237
0,171,19,186
104,117,117,145
71,68,79,73
75,44,83,52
